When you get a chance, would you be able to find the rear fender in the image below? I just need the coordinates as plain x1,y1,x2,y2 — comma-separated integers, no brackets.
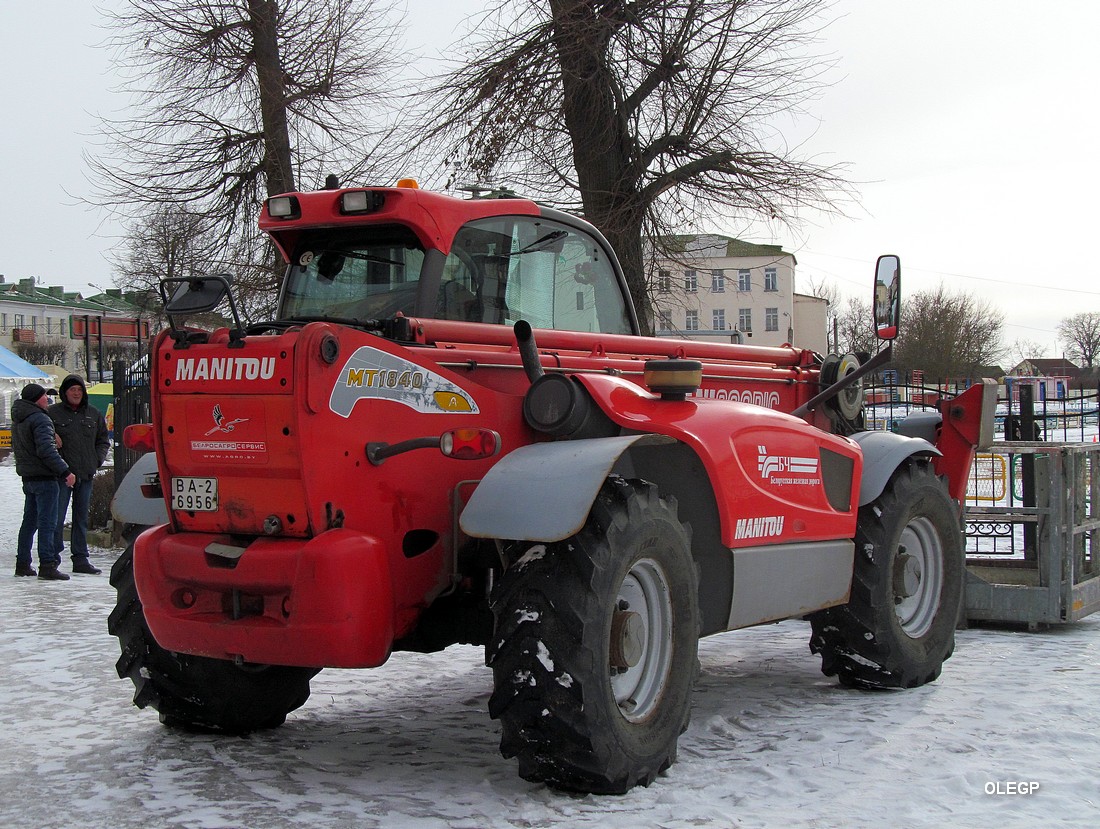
849,430,939,506
111,452,169,527
459,434,675,542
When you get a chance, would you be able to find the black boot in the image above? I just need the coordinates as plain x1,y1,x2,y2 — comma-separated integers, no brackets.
72,559,102,575
14,563,37,577
37,565,71,581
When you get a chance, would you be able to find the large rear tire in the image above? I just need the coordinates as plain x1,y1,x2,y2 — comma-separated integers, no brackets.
809,460,963,689
488,476,699,794
107,540,318,732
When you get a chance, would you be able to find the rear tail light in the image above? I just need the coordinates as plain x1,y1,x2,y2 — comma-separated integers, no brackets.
440,428,501,460
123,423,156,453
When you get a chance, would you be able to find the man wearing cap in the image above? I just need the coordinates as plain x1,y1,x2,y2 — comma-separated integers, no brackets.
12,383,77,580
49,374,110,575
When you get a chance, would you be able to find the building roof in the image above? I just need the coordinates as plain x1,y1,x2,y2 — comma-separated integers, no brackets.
658,234,796,263
1010,358,1082,378
0,277,145,317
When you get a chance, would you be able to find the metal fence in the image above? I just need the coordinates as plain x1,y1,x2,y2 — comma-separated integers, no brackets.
111,358,150,483
864,379,1100,625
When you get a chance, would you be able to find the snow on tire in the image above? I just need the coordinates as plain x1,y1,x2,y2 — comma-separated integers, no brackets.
809,460,964,689
488,476,699,794
107,540,318,732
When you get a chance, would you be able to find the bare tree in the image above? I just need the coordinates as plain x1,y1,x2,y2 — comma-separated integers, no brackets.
114,207,217,322
1057,312,1100,371
1007,337,1045,370
413,0,849,334
16,340,69,367
89,0,405,259
833,294,876,357
893,284,1005,383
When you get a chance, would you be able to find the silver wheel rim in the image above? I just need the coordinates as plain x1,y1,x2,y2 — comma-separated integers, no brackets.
609,558,674,723
894,516,944,638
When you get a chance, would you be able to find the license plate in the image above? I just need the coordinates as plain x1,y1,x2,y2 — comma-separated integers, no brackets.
172,477,218,512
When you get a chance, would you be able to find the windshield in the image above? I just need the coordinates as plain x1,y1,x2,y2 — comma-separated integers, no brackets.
277,216,634,335
443,216,633,334
280,225,426,322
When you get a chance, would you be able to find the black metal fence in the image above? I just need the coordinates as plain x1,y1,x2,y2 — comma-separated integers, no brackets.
111,358,150,483
864,380,1099,564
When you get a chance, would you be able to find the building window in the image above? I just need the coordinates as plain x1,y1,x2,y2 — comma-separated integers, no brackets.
712,309,726,330
576,291,585,311
685,310,699,331
738,269,751,292
0,313,6,330
764,268,778,292
766,307,779,332
684,270,697,293
657,269,671,293
739,308,752,332
30,316,38,332
657,310,673,331
14,313,24,329
711,269,725,293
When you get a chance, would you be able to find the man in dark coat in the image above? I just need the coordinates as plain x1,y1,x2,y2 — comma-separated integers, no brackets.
12,383,76,580
48,374,110,575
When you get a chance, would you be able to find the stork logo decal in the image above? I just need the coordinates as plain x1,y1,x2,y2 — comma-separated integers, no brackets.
203,404,249,435
757,445,820,486
330,346,479,417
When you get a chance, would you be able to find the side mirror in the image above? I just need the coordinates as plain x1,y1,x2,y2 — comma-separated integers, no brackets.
163,273,234,315
873,255,901,340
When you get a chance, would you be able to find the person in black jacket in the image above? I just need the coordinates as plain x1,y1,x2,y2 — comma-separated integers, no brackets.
12,383,76,580
49,374,110,575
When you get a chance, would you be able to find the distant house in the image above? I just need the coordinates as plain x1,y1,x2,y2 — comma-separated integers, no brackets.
1006,357,1081,401
1010,357,1082,380
650,234,828,352
0,275,153,381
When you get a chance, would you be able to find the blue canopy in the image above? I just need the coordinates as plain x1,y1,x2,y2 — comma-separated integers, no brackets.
0,344,48,381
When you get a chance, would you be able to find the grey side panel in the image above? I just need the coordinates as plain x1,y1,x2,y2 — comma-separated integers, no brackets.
850,430,939,506
110,452,169,526
727,539,855,629
460,434,673,542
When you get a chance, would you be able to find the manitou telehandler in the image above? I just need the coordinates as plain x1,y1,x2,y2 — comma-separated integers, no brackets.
110,179,995,793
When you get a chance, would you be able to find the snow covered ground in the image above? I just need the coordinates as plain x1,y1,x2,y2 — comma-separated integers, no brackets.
0,460,1097,829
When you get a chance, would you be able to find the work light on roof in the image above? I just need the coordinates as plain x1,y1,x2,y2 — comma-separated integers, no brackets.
340,190,385,214
266,196,300,219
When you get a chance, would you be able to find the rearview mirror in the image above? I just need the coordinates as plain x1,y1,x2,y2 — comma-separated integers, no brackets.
873,255,900,340
163,273,234,315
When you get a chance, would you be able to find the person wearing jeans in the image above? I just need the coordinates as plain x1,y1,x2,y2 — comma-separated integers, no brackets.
12,383,76,580
49,374,110,575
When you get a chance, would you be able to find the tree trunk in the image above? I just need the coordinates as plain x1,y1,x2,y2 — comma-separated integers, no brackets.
549,0,652,334
248,0,295,197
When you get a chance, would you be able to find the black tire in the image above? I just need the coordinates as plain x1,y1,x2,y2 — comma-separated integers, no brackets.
809,460,964,689
107,540,318,732
488,476,699,794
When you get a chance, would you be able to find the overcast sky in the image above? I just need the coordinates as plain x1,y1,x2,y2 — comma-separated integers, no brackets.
1,0,1097,359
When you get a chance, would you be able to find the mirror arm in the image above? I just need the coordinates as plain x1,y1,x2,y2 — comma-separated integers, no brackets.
792,344,893,420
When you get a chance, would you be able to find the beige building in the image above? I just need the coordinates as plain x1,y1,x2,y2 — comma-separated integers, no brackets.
651,235,828,353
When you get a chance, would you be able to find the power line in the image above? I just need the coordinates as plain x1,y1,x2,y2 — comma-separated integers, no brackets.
798,250,1100,297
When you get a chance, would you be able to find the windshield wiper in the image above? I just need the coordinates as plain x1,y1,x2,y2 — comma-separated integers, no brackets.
501,230,568,257
314,248,406,267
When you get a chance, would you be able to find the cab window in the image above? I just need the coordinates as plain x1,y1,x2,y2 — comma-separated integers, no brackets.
440,217,633,334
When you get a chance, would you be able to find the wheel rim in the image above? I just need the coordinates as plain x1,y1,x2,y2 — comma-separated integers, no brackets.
609,558,674,723
893,516,944,638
